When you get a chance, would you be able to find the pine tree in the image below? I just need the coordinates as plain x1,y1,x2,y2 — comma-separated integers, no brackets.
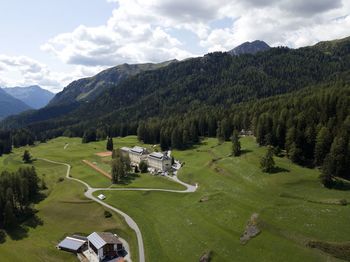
260,147,275,173
106,137,114,151
171,128,182,149
22,150,32,164
321,135,349,180
231,130,241,157
3,200,16,229
314,127,332,166
137,122,147,142
111,158,124,184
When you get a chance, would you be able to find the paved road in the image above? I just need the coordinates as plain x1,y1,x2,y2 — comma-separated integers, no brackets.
38,158,197,262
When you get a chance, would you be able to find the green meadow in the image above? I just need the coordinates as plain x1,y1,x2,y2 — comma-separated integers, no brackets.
95,137,350,261
0,136,349,261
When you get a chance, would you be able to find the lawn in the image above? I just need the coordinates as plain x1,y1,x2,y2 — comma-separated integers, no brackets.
0,136,179,262
94,137,350,262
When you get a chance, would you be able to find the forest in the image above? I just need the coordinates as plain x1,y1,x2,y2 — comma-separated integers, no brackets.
0,38,349,184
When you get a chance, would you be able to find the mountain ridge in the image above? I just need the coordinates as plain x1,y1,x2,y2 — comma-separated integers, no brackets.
4,85,54,109
0,88,32,119
48,60,177,107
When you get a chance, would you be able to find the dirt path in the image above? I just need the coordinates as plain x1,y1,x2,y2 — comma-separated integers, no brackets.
38,158,197,262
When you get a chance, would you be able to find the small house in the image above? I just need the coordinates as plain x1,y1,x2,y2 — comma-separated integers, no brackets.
87,232,124,261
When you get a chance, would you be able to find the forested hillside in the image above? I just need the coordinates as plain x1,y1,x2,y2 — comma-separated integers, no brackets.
1,37,350,182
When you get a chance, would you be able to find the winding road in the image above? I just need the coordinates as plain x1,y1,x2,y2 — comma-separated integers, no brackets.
38,158,197,262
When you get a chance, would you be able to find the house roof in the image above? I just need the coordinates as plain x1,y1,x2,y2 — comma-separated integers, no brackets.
58,236,86,251
130,146,146,154
149,152,169,160
88,232,122,249
120,147,131,152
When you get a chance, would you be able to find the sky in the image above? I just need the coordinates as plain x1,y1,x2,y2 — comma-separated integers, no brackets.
0,0,349,93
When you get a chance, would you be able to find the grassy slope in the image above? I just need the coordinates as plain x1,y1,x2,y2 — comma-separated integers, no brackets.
95,137,350,262
0,136,181,261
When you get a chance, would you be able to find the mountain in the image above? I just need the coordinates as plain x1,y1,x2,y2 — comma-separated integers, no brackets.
2,37,350,139
48,60,177,106
3,85,54,109
0,88,32,119
228,40,270,55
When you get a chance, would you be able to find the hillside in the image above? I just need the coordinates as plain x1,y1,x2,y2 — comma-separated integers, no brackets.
0,88,31,119
48,60,177,106
4,85,54,109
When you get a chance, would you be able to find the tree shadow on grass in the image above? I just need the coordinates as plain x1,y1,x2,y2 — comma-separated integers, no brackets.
6,225,29,241
2,214,44,242
269,166,290,174
240,149,253,155
118,173,141,185
332,180,350,191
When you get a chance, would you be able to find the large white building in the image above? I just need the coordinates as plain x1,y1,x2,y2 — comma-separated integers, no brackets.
121,146,148,165
119,146,172,172
147,152,172,172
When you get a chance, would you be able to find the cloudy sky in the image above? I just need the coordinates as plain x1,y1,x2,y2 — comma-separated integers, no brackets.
0,0,349,93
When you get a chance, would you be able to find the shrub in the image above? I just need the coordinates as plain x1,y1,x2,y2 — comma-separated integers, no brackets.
104,210,112,218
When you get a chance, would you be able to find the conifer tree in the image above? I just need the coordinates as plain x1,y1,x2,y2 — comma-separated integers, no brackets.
314,127,332,166
22,150,32,164
260,147,275,173
231,130,241,157
106,137,114,151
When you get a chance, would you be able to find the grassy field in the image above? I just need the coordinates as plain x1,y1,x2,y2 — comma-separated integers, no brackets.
94,137,350,262
0,136,181,261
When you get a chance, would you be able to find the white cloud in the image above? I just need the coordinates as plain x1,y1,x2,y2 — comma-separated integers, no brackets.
2,0,350,92
0,54,105,92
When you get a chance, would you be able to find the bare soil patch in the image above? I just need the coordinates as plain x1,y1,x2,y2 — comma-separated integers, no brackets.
240,213,261,244
95,151,112,157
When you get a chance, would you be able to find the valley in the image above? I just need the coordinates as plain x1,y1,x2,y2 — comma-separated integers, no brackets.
0,136,348,261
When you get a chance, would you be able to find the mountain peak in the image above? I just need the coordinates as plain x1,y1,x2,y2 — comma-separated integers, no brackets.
228,40,270,56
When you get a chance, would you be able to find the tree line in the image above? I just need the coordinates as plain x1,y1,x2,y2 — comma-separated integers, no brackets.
0,167,40,229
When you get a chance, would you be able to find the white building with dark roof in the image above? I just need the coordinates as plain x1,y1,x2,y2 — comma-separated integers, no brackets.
148,152,171,172
129,146,148,165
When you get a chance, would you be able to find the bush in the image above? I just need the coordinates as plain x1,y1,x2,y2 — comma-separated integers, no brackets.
57,177,64,183
139,161,148,173
339,199,348,206
104,210,112,218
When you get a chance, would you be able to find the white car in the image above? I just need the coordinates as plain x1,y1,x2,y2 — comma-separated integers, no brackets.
97,194,106,200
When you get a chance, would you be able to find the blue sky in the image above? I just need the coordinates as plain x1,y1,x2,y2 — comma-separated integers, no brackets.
0,0,349,92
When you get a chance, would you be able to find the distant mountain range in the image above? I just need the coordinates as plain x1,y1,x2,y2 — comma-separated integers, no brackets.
2,37,350,134
0,88,32,119
228,40,270,56
4,85,54,109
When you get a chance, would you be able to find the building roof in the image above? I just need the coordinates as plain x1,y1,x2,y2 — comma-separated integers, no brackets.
149,152,169,160
130,146,146,154
58,236,86,251
120,147,131,152
88,232,122,249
